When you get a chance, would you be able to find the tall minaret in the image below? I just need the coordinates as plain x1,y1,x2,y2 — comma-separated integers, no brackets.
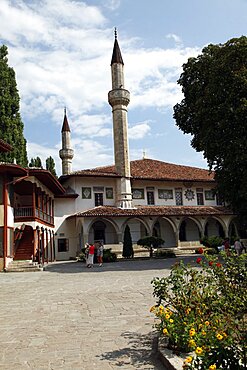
108,29,133,209
59,108,74,175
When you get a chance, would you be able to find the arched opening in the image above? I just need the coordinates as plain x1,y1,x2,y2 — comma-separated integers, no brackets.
152,218,176,247
88,220,118,244
93,221,106,243
179,218,201,242
122,218,149,243
204,218,225,238
228,221,238,240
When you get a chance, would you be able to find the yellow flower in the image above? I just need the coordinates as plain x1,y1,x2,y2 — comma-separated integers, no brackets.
169,319,174,323
188,339,196,347
222,332,227,338
202,330,206,336
163,328,168,335
199,324,203,329
184,356,193,364
150,306,156,313
216,333,223,341
165,314,170,319
159,305,164,312
195,347,203,355
209,365,216,370
186,308,191,314
189,328,196,336
205,321,210,326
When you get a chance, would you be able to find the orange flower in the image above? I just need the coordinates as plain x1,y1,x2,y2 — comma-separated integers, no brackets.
195,346,203,355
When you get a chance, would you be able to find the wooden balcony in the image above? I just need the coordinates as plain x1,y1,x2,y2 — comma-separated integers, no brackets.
14,206,54,226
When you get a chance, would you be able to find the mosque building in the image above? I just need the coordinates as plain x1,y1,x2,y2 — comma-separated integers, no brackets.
0,33,239,270
53,33,236,260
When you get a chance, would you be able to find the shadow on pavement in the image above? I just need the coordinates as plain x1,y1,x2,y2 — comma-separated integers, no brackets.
98,331,163,369
43,255,199,274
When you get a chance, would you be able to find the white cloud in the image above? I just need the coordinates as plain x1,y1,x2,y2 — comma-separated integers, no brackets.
0,0,202,169
102,0,121,11
129,122,151,140
166,33,183,45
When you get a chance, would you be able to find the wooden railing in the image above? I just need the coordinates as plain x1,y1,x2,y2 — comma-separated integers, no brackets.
14,206,54,225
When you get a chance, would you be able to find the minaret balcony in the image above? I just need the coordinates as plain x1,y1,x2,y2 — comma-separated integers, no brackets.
59,148,74,160
108,89,130,107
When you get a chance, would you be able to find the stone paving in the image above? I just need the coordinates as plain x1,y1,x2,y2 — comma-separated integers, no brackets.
0,256,196,370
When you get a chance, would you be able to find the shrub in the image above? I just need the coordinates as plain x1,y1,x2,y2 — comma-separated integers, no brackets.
150,253,247,369
103,248,117,262
200,236,223,250
137,236,164,257
155,249,176,259
122,225,134,258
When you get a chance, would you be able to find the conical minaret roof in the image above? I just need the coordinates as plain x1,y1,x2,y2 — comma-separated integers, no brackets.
61,108,71,132
111,28,124,66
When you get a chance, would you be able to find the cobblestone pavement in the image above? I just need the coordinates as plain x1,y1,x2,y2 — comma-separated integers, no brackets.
0,256,196,370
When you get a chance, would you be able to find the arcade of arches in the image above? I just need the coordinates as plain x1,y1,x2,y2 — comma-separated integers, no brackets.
78,215,238,248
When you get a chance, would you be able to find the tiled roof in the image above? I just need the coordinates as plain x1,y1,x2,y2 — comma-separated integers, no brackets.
61,158,214,182
68,205,233,218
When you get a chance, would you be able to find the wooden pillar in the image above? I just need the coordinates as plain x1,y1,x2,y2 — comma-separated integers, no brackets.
32,183,36,218
52,231,56,261
37,228,41,264
41,227,45,265
45,229,49,264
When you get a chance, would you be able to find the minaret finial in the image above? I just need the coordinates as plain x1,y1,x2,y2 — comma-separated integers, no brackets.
114,27,117,40
64,106,66,115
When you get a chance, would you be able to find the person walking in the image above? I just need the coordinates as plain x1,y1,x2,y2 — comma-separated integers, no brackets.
85,243,90,267
87,244,95,268
234,238,242,256
223,237,231,256
97,242,104,267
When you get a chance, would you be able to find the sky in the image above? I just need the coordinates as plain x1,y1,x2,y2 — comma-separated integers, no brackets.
0,0,246,176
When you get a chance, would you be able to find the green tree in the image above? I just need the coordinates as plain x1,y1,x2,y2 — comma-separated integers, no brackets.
122,225,133,258
173,36,247,223
0,45,28,166
46,156,57,177
29,157,43,168
137,236,164,258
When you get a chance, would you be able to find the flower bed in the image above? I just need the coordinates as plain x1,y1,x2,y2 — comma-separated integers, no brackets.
150,251,247,369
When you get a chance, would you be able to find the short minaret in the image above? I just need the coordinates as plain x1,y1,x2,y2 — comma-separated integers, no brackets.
59,108,74,175
108,29,133,209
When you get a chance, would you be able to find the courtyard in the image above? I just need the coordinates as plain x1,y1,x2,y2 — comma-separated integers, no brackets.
0,256,195,370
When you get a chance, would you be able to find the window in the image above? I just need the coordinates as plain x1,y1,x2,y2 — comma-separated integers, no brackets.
82,187,91,199
147,191,155,205
58,238,69,252
196,188,204,205
132,189,144,199
95,193,103,206
158,189,173,200
105,187,113,199
205,190,215,200
175,188,183,205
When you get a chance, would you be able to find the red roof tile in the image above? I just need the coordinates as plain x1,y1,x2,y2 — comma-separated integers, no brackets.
68,205,232,218
60,158,214,183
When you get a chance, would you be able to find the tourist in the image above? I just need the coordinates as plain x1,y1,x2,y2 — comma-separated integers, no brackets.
87,244,95,268
223,237,231,256
234,238,242,256
97,242,104,267
85,243,90,267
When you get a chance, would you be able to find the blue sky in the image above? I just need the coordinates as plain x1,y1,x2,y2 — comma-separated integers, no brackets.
0,0,246,175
